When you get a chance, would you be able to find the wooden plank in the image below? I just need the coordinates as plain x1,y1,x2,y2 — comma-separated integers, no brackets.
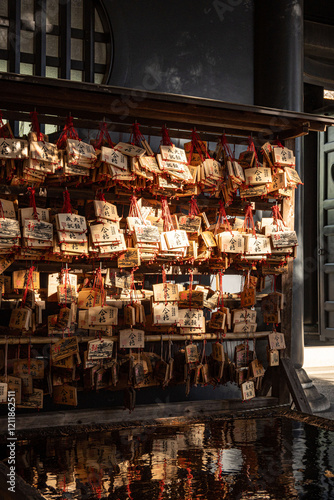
280,358,312,413
0,398,279,432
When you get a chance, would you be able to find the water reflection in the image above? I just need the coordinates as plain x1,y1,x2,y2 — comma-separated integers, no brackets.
1,417,334,499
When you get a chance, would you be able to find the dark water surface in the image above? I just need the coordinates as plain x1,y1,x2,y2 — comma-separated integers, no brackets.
1,416,334,499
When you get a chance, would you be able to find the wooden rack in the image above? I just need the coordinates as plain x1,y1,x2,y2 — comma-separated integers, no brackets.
0,72,334,411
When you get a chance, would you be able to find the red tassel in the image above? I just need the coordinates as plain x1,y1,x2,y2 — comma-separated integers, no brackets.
243,203,256,237
220,133,234,161
189,195,200,218
130,123,145,147
272,204,286,232
161,196,173,232
188,128,209,164
274,138,284,148
161,125,173,146
189,268,193,309
219,270,224,309
57,116,79,149
21,266,35,308
97,190,106,202
0,111,13,139
61,189,73,214
27,186,38,220
94,121,114,150
247,136,260,167
129,194,145,223
215,200,232,235
30,111,43,142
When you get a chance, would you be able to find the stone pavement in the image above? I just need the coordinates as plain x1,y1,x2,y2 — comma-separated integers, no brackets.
305,367,334,419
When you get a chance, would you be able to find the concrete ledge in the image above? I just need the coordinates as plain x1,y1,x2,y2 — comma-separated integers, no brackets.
0,397,279,433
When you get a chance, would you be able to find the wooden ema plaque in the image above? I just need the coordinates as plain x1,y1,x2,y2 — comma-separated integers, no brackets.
0,199,15,219
177,309,204,328
77,288,104,309
217,231,244,254
179,290,204,308
119,329,145,348
0,138,28,159
57,284,77,304
185,344,199,363
18,388,43,409
271,231,298,248
285,166,301,185
244,167,272,185
13,359,44,379
87,338,114,360
9,308,31,330
12,269,40,289
153,283,179,302
20,374,33,395
267,348,280,366
240,287,256,308
164,230,189,249
241,380,255,401
56,213,87,233
118,248,141,267
0,382,7,403
51,337,79,363
209,310,226,330
0,255,15,274
153,302,178,325
0,376,22,404
88,306,118,326
53,384,77,406
93,200,119,221
233,309,257,324
30,140,58,163
23,219,53,241
212,342,224,362
178,215,201,234
233,322,257,334
250,359,265,378
268,332,286,350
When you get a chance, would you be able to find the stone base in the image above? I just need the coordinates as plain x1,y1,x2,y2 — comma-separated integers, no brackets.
297,368,331,413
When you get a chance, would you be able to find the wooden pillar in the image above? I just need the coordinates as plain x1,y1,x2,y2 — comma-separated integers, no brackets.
254,0,304,368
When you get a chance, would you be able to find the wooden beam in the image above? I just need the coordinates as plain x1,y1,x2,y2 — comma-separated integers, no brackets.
0,73,333,136
280,358,312,413
0,331,272,345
